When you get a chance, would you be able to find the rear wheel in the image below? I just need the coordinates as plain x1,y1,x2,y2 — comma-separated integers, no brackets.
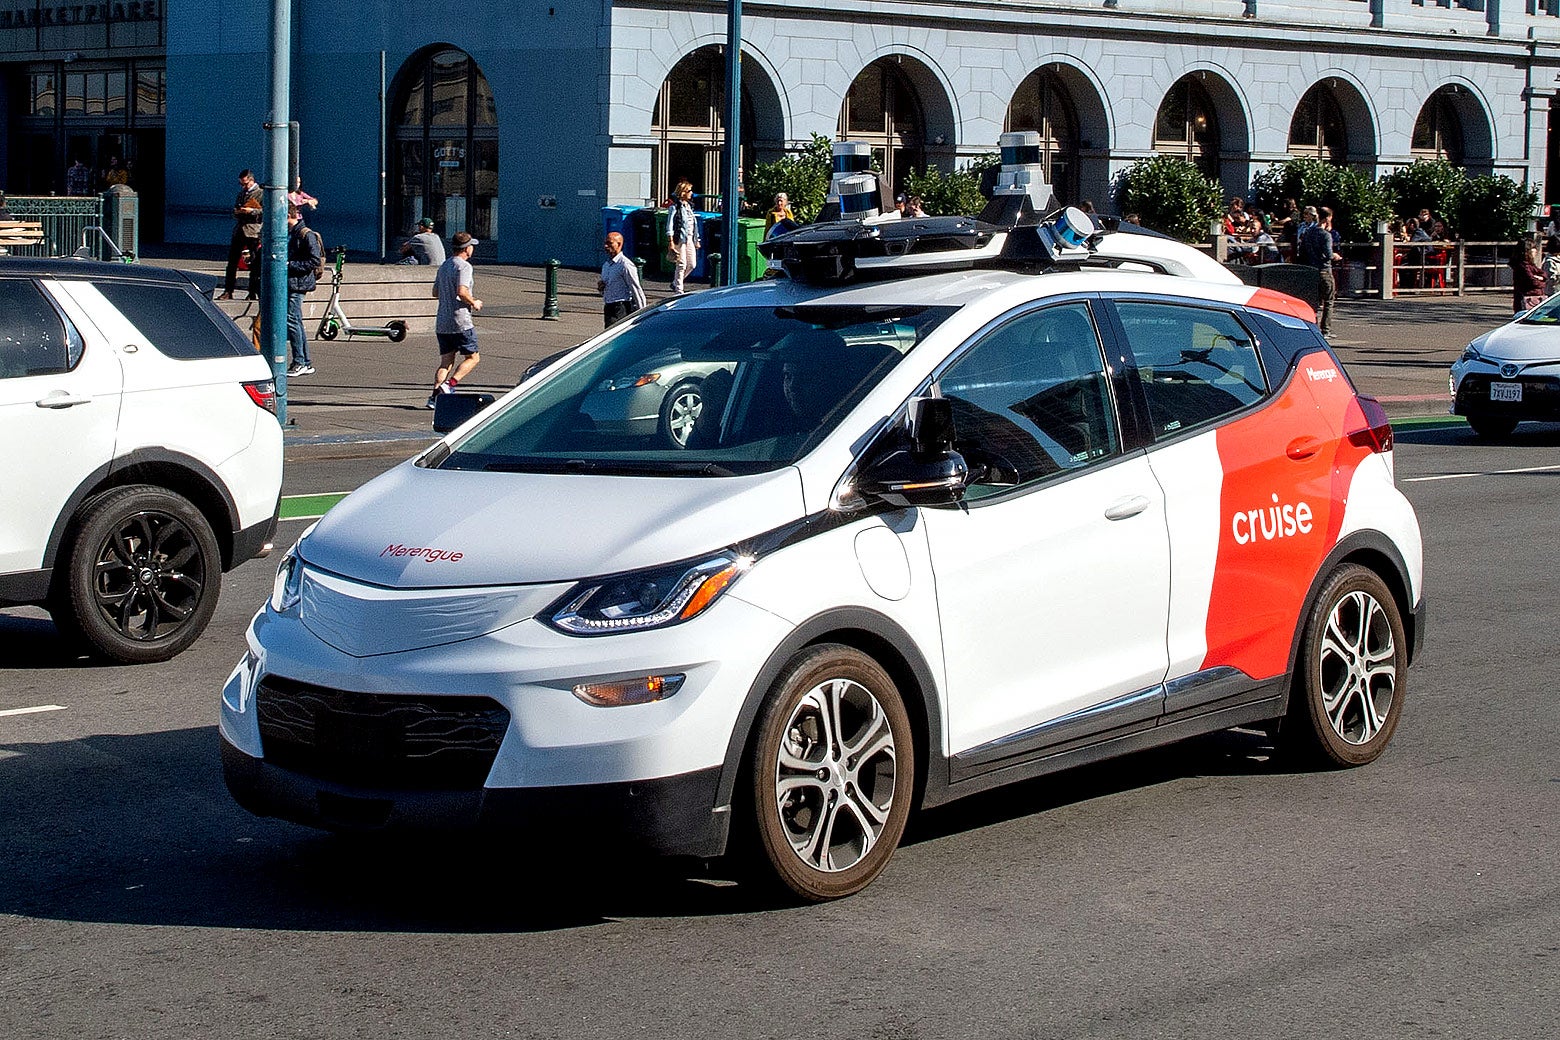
1467,413,1517,438
745,645,914,901
58,485,222,664
1282,564,1406,767
387,321,409,343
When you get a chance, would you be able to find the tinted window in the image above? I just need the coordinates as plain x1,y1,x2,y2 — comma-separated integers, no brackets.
935,302,1118,498
93,282,252,360
439,304,956,476
0,279,81,379
1115,302,1267,438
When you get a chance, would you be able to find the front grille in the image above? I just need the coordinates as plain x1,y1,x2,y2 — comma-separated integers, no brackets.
256,676,509,790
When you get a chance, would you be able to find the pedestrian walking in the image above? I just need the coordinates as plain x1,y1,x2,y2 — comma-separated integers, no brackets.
398,216,446,265
1542,236,1560,299
219,169,263,300
284,203,323,376
598,230,646,328
1297,205,1341,339
1510,239,1546,316
667,180,700,294
427,231,482,408
65,158,91,196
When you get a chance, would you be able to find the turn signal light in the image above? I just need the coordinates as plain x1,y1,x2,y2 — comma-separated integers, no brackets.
572,674,686,708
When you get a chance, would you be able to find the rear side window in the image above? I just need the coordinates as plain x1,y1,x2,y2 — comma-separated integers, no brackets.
93,282,252,360
1114,302,1267,439
0,279,82,379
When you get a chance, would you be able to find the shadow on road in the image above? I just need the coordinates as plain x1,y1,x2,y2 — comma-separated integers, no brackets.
0,723,1285,932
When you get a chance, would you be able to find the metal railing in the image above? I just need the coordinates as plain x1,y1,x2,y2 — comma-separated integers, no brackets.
1209,227,1521,298
3,196,108,259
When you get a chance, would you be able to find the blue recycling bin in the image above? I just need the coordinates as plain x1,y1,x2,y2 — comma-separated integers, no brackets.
601,206,639,259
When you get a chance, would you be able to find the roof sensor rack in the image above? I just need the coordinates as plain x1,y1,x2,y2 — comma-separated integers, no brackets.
760,130,1237,287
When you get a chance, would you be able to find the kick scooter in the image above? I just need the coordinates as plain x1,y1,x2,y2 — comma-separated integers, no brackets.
315,246,409,342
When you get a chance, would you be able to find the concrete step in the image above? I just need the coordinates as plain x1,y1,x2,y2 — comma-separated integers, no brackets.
214,263,442,332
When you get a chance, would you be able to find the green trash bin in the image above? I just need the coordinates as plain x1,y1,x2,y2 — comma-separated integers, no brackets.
655,209,673,275
737,217,766,282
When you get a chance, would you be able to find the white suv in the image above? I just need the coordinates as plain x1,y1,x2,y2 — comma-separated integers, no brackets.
0,259,283,663
222,210,1422,901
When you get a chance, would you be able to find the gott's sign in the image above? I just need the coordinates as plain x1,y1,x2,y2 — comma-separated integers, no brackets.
0,2,162,28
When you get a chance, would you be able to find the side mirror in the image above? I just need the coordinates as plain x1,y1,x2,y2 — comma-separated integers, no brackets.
432,391,497,434
855,397,967,508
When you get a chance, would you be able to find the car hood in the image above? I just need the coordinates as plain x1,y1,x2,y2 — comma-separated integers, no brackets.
1474,322,1560,363
299,461,807,588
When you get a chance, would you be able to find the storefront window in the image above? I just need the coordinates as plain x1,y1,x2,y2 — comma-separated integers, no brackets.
1006,69,1080,205
1413,90,1464,166
837,60,925,193
1154,77,1221,180
1290,84,1347,164
650,47,757,207
394,48,499,250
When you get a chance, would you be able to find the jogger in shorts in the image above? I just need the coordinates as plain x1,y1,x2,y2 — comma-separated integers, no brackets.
428,231,483,408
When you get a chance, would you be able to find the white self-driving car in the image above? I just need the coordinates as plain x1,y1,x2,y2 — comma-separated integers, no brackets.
1450,295,1560,437
222,203,1423,901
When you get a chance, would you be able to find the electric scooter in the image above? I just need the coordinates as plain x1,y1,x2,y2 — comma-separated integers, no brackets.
315,246,409,342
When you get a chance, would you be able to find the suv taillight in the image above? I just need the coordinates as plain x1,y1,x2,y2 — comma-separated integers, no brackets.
243,379,277,415
1346,394,1393,454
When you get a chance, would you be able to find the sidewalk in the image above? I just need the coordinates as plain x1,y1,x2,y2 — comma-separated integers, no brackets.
153,256,1511,459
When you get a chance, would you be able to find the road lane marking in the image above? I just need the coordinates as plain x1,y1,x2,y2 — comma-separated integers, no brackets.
1404,463,1560,483
280,491,350,521
0,705,67,718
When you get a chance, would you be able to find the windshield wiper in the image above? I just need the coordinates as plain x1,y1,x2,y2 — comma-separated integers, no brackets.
481,458,736,477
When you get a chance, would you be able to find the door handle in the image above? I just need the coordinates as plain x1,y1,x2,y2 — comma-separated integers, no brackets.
35,392,93,409
1286,436,1321,461
1105,495,1152,521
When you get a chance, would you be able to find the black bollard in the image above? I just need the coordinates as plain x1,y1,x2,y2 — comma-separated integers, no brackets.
708,252,723,288
543,259,561,320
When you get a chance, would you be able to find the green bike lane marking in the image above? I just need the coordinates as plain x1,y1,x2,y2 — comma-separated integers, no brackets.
279,418,1463,520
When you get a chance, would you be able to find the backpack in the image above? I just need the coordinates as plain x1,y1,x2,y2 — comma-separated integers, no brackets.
307,229,325,282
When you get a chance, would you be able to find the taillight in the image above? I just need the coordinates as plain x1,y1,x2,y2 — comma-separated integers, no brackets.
1346,394,1393,454
243,379,277,415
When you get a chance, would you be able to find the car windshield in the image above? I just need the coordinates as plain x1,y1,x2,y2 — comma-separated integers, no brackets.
1519,296,1560,324
437,303,956,475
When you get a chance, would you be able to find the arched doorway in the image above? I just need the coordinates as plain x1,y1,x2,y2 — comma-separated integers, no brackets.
650,46,761,208
1154,76,1221,180
837,59,925,193
1289,83,1348,164
1005,69,1080,204
1412,88,1465,166
392,47,498,253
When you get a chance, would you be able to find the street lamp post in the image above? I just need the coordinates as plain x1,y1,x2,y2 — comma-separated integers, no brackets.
723,0,741,287
263,0,292,425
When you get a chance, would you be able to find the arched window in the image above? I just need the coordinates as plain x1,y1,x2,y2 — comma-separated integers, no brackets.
651,47,756,208
837,60,924,193
393,47,498,251
1154,77,1220,180
1290,84,1348,164
1413,89,1465,166
1005,69,1080,205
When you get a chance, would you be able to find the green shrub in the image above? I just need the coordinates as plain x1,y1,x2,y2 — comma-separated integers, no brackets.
1455,174,1541,241
1330,168,1397,241
903,154,998,216
1379,159,1466,231
1249,156,1340,218
746,133,834,223
1116,156,1223,242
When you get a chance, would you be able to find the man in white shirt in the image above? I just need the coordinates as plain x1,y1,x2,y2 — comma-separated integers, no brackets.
598,231,647,328
427,231,482,408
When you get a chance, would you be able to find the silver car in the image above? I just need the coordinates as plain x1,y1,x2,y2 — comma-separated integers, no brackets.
579,349,735,447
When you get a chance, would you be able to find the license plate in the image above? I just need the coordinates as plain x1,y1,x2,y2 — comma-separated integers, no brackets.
1490,381,1523,403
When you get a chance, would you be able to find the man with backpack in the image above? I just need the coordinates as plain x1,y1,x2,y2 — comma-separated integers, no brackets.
285,202,324,376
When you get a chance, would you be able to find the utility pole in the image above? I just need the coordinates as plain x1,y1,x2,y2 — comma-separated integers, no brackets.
263,0,292,424
723,0,741,286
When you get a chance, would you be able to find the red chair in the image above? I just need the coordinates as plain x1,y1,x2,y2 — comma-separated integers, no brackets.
1425,249,1449,292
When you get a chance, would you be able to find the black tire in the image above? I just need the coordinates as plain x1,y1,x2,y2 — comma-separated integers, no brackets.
57,485,223,664
658,379,703,448
744,644,915,901
387,321,409,343
1281,564,1407,768
1467,413,1517,439
317,321,339,341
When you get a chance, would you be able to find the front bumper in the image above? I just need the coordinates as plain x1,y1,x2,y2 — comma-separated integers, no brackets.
1451,362,1560,421
222,741,728,855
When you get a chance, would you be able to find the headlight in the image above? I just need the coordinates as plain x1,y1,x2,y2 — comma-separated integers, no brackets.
548,551,751,635
269,545,303,613
596,372,661,392
1460,344,1482,363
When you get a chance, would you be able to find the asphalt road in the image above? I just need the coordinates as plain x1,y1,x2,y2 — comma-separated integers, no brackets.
3,429,1558,1039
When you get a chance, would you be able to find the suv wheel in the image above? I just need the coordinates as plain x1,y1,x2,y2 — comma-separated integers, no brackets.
58,485,222,664
745,644,914,901
1283,564,1406,767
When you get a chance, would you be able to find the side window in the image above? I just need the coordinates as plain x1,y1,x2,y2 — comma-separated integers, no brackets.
1115,302,1267,439
934,302,1118,498
0,279,82,379
92,282,252,360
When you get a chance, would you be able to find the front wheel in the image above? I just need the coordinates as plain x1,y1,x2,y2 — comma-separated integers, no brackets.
387,320,408,343
316,320,339,341
57,485,222,664
658,380,703,448
745,644,914,901
1466,413,1517,439
1281,564,1407,768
